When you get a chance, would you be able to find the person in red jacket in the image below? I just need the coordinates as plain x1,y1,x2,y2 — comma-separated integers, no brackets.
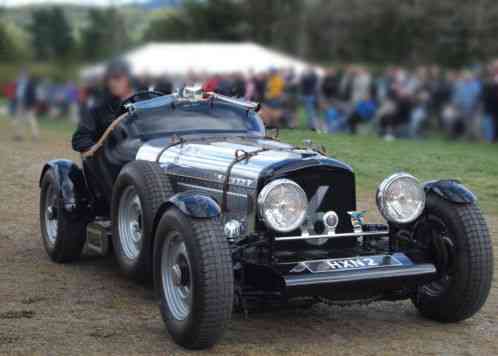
3,80,17,116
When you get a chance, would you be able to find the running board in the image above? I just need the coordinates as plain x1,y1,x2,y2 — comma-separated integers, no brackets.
85,221,111,256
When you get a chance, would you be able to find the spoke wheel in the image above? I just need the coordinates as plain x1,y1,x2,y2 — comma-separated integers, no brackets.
161,231,193,321
118,186,144,260
39,168,87,263
43,182,59,247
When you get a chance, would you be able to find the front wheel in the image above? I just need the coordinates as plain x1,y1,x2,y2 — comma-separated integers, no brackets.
412,194,493,322
153,208,233,349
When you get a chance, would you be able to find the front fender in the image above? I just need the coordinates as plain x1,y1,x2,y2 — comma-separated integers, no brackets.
423,179,477,204
39,159,89,212
168,192,221,218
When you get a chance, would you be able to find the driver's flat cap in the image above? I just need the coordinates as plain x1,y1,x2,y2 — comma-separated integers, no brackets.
106,59,131,78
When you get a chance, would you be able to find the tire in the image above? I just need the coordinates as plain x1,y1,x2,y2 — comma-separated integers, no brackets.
39,169,87,263
153,208,233,349
412,193,493,322
112,160,172,281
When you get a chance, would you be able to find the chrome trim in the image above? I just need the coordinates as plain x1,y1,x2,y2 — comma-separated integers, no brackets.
285,254,400,266
284,263,437,287
257,179,308,233
288,255,403,274
224,219,242,242
376,172,426,224
137,140,302,184
134,139,323,235
118,186,144,260
177,182,248,198
209,92,260,111
163,171,253,190
275,230,389,242
322,211,339,235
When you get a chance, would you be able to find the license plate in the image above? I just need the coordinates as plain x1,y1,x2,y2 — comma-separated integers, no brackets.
290,255,402,273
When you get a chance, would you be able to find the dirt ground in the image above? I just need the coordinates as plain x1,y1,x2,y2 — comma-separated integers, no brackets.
0,125,497,356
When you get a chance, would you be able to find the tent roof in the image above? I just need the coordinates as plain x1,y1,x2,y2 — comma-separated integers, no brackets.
81,42,321,79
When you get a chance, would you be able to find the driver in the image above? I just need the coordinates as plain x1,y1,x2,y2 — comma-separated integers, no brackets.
72,60,134,157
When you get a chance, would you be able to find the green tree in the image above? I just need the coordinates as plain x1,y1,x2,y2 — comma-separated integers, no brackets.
0,23,17,62
143,0,303,56
80,8,130,62
144,0,246,42
242,0,304,55
28,7,75,61
142,0,498,66
51,7,75,60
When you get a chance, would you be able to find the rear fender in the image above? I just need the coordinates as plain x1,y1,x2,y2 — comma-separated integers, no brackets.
39,159,90,213
423,179,477,205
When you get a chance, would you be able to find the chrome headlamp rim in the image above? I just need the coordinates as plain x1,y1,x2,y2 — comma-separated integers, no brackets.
257,178,308,233
376,172,426,224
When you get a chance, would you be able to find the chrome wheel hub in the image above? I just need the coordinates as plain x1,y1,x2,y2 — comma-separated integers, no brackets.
161,232,192,321
171,264,183,286
118,186,143,260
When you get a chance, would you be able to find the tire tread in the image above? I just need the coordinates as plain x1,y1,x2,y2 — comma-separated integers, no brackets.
413,196,493,322
112,160,173,280
187,217,233,348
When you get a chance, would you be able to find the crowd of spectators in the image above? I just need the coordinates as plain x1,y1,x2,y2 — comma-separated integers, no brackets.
313,63,498,142
185,63,498,142
4,62,498,143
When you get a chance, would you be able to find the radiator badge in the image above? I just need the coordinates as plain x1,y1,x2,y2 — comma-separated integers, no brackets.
216,174,253,187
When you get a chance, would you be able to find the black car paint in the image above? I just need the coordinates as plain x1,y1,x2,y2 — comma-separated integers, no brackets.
39,159,90,213
38,94,475,304
127,94,265,141
424,179,477,204
168,191,221,218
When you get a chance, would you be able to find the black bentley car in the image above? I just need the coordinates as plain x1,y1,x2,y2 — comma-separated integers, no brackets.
39,88,493,349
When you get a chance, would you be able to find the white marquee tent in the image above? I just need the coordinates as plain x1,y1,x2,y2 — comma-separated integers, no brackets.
81,42,321,79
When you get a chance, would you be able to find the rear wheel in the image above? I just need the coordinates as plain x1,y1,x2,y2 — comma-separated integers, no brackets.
153,208,233,349
112,160,172,281
39,170,87,262
412,194,493,322
117,185,144,261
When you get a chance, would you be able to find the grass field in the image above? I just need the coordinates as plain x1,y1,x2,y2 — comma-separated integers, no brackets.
26,116,498,215
283,129,498,214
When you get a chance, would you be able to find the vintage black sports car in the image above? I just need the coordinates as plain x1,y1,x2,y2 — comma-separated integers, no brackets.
39,88,493,349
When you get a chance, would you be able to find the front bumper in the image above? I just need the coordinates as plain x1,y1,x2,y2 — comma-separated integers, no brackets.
276,253,437,298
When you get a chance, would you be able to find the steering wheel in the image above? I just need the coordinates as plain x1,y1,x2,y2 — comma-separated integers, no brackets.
121,90,166,108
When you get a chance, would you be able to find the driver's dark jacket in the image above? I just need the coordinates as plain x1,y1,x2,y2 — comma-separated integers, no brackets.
72,94,124,153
